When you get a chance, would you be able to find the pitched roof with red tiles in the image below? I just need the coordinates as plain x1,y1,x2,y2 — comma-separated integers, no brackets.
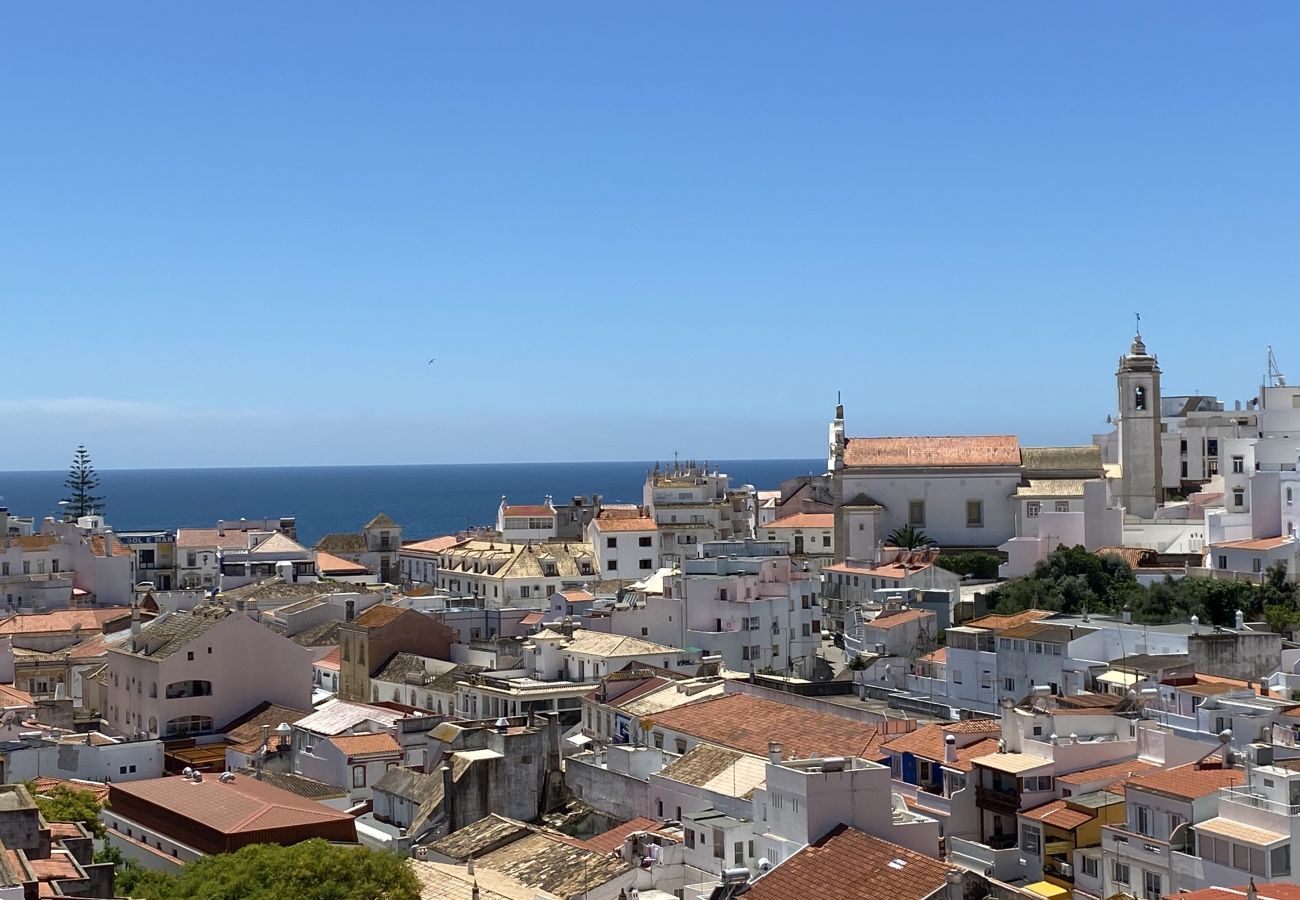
941,718,1002,734
1056,759,1158,787
761,512,835,530
503,505,554,518
30,777,109,803
844,435,1022,469
1021,798,1100,830
316,551,372,575
328,732,402,759
402,535,461,554
13,534,58,551
592,516,658,533
89,533,133,557
918,648,947,664
314,646,341,671
865,608,936,630
351,604,407,628
0,684,33,707
1126,759,1244,800
579,816,662,854
1209,536,1295,551
109,774,355,835
0,608,132,636
648,693,892,760
175,527,265,550
882,726,1001,773
962,609,1055,632
743,824,953,900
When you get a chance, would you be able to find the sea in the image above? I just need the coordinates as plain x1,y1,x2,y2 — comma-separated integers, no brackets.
0,460,823,547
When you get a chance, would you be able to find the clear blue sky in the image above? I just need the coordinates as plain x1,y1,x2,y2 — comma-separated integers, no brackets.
3,3,1298,470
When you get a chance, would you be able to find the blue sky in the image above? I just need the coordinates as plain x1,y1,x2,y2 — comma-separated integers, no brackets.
2,3,1298,470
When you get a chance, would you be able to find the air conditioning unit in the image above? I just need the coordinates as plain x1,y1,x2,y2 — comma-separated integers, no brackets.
1059,863,1073,878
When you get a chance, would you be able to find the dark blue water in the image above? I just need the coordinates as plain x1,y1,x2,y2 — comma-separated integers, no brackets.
0,460,823,546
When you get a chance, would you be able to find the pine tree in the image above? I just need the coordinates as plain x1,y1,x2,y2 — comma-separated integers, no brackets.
61,445,104,518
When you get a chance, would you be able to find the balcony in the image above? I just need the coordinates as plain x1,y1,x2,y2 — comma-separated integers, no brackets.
975,784,1019,816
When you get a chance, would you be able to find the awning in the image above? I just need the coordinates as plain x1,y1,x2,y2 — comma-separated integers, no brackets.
1097,671,1142,687
566,733,594,747
1195,816,1288,846
1025,882,1070,899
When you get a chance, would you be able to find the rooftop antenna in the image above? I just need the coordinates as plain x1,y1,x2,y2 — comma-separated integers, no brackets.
1134,311,1141,336
1267,346,1286,387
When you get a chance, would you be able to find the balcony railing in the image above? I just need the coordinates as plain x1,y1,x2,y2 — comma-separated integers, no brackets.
1220,787,1300,816
976,785,1019,815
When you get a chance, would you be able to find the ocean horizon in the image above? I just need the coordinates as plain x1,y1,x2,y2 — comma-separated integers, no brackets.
0,459,824,546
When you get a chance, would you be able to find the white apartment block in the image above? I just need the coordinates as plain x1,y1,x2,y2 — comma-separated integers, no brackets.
587,511,660,578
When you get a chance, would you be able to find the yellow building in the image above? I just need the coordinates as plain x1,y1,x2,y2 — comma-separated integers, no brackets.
1019,789,1126,892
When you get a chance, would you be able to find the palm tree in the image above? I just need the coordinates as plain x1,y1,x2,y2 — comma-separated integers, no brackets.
886,524,933,549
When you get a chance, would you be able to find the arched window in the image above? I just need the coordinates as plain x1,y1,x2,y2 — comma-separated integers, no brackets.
1134,385,1147,411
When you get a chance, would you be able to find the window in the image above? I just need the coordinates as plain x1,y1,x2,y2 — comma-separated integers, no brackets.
186,651,194,661
1082,856,1099,878
685,829,695,849
1208,438,1219,457
1134,386,1147,411
1253,557,1264,573
187,551,197,567
1026,501,1041,518
908,500,925,526
1021,825,1041,856
801,623,811,637
22,561,29,575
0,564,6,576
1135,804,1152,836
1022,775,1053,792
639,536,652,547
1055,501,1070,513
1289,487,1295,507
606,560,618,571
606,537,617,549
1004,677,1015,693
1144,870,1162,900
1234,488,1245,508
953,670,963,684
1218,555,1228,570
1233,455,1245,474
352,766,366,788
734,842,744,865
1113,862,1130,885
966,500,984,528
1272,845,1291,876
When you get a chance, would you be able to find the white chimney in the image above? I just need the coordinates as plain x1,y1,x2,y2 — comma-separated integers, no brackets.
768,741,782,765
944,733,957,764
1235,609,1245,630
1122,606,1131,624
130,606,142,636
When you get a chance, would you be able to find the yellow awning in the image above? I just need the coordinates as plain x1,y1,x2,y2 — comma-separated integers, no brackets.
1026,881,1070,899
1097,671,1141,686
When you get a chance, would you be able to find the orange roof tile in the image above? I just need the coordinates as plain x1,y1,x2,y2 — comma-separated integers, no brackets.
0,684,33,707
1167,886,1300,900
579,816,662,854
402,536,461,554
941,718,1002,734
882,728,1000,774
1021,798,1097,830
743,824,952,900
316,551,372,575
762,512,834,530
328,732,402,759
865,608,935,630
918,648,947,664
503,505,554,517
844,435,1021,469
315,646,341,671
1209,536,1295,551
109,774,355,835
592,516,658,533
88,533,133,557
1056,759,1157,787
1126,759,1244,800
649,693,891,760
351,604,406,628
13,535,58,551
963,609,1054,632
0,608,131,636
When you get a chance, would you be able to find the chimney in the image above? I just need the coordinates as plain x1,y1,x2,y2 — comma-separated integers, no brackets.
345,600,356,623
946,869,963,900
130,606,142,636
1235,609,1245,630
1122,606,1131,625
944,733,957,764
235,598,246,613
768,741,782,765
471,882,480,900
465,854,474,876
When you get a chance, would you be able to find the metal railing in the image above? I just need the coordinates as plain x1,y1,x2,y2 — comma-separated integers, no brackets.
1220,787,1300,816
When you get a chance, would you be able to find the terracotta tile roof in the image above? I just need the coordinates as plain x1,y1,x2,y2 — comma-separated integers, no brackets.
844,435,1021,469
1209,536,1295,551
648,693,891,760
365,513,399,530
761,512,835,529
315,646,341,671
962,609,1054,631
13,534,58,551
1126,759,1243,800
89,533,133,557
109,774,355,835
1021,798,1095,830
351,604,406,628
328,732,402,759
402,536,461,554
1096,546,1161,568
316,551,372,575
519,612,543,627
996,621,1082,642
657,743,768,797
315,532,368,553
30,777,109,804
1168,885,1300,900
0,684,33,707
941,718,1002,734
882,728,1000,774
918,648,947,664
579,816,661,854
503,505,554,518
1056,759,1158,787
219,701,314,754
592,516,658,533
743,824,952,900
176,527,265,550
865,609,935,630
0,608,132,636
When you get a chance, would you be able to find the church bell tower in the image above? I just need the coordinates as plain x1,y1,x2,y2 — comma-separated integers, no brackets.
1116,329,1163,518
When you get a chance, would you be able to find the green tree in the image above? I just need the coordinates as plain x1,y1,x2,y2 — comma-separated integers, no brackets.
886,524,933,549
936,552,1000,580
25,784,105,837
117,839,420,900
61,445,104,518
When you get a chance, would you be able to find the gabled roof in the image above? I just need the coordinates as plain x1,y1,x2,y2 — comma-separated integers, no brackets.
401,536,461,554
0,608,133,636
1125,759,1244,800
761,512,835,529
219,701,315,754
502,505,554,518
590,515,658,533
316,551,372,575
112,607,233,659
364,513,399,530
529,627,678,659
351,604,407,628
1021,798,1096,830
1056,758,1158,787
328,732,402,759
579,816,663,854
742,824,953,900
657,743,768,798
844,435,1021,469
294,699,406,736
1209,536,1295,552
963,609,1054,632
315,532,368,553
109,774,354,835
1020,445,1104,475
864,609,935,630
648,693,890,760
248,532,309,556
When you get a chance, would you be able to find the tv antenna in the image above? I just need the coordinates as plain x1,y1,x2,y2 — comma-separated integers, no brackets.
1267,346,1286,387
